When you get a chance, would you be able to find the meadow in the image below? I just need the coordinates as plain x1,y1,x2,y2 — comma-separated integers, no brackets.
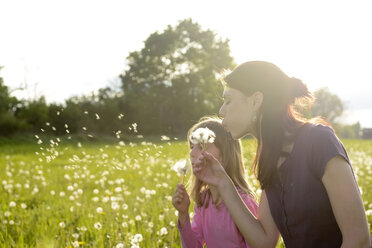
1,136,372,248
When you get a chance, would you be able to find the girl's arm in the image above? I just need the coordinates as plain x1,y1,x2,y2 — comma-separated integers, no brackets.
172,184,204,248
322,155,371,248
177,206,204,248
193,152,279,248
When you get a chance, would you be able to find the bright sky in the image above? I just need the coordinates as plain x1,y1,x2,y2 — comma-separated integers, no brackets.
1,0,372,127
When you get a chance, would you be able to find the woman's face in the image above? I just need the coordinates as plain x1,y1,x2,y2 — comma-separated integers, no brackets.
219,88,255,139
189,142,222,166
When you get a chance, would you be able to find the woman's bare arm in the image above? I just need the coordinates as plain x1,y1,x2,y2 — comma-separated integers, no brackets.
218,178,279,248
194,151,279,248
322,156,371,248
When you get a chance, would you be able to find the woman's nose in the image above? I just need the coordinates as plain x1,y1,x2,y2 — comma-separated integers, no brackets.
219,105,225,118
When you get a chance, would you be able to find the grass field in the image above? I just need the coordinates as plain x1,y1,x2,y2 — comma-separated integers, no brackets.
1,137,371,247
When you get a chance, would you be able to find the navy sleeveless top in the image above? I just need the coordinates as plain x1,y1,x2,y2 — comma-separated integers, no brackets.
265,123,354,248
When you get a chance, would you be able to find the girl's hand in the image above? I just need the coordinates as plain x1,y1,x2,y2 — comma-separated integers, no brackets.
193,151,229,188
172,184,190,215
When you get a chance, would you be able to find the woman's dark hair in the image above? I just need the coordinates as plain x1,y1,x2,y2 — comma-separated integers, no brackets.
222,61,319,189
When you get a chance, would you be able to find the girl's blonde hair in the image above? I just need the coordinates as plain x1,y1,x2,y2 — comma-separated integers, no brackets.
187,116,254,208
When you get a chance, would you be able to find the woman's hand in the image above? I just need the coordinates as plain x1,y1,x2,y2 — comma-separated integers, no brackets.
172,184,190,215
192,151,230,189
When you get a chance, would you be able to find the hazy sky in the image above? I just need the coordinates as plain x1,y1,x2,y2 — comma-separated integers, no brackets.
1,0,372,127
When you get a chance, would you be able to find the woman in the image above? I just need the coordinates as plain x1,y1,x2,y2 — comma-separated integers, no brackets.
193,61,371,248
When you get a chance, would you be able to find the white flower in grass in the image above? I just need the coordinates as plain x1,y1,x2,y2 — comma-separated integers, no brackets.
366,209,372,217
72,233,79,239
189,127,215,150
111,202,120,211
21,203,27,209
9,220,14,225
9,201,16,207
133,233,143,242
160,227,168,236
59,222,66,228
71,241,79,247
80,226,87,232
96,207,103,214
94,222,102,230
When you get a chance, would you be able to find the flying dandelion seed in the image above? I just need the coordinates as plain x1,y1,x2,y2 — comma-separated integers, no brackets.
56,111,60,115
118,113,124,119
161,135,170,141
95,113,100,120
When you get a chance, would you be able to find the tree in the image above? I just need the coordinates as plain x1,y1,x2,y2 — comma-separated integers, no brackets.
311,87,343,124
0,67,27,135
120,19,235,135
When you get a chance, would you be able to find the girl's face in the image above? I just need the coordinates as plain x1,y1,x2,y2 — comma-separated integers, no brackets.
219,88,256,139
189,142,222,166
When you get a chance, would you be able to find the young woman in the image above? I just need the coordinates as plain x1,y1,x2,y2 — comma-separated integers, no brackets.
193,61,371,248
172,116,258,248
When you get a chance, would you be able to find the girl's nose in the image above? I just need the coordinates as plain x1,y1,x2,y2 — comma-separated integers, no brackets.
190,146,200,159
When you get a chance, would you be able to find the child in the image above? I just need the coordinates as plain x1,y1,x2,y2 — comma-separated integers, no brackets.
172,116,258,248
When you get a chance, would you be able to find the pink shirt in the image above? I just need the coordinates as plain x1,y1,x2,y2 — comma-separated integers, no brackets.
177,190,258,248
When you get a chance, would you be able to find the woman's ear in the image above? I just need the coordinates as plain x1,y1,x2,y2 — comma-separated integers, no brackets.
252,91,263,111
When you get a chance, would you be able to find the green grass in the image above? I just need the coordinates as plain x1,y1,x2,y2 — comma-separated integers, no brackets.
0,138,371,247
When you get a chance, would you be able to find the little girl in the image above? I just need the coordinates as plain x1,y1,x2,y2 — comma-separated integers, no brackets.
172,116,258,248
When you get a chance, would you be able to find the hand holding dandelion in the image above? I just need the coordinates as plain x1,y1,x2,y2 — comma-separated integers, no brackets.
172,159,189,184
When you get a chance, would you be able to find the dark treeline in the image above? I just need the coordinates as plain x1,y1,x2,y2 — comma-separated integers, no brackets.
0,19,362,140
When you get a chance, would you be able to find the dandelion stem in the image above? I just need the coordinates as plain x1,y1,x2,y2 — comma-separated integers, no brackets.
180,174,184,184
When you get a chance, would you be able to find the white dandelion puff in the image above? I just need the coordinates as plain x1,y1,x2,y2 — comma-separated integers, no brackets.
94,222,102,230
190,127,215,149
